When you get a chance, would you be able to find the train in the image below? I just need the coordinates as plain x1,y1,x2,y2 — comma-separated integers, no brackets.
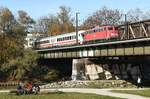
34,25,118,49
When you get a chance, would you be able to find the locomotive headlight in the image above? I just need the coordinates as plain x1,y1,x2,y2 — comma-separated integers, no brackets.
111,33,115,36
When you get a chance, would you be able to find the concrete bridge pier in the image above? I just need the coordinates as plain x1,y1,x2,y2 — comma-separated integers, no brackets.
71,58,104,80
71,59,86,80
71,59,78,80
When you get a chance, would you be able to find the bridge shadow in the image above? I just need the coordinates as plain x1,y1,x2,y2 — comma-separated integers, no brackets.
38,56,150,87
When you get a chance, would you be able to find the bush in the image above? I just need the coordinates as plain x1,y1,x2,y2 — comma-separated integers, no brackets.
43,69,59,82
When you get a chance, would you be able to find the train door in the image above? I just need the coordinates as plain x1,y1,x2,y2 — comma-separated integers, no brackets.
104,27,109,39
51,38,57,47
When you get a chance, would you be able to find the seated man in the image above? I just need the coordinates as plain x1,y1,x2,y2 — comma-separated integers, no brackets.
32,84,40,94
24,82,33,94
16,81,24,95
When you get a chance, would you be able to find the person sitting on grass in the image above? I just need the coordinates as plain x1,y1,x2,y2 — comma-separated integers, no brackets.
32,84,40,94
24,82,33,94
16,80,24,95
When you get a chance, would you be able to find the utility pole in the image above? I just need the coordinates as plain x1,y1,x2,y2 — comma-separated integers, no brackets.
125,14,129,39
125,14,127,24
76,12,79,44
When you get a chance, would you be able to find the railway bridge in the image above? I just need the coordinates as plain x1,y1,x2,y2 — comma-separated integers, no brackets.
36,19,150,83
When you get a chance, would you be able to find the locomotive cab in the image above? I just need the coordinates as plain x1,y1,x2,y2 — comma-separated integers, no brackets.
106,26,118,38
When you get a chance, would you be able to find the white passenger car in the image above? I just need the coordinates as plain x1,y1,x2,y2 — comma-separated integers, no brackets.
34,30,85,49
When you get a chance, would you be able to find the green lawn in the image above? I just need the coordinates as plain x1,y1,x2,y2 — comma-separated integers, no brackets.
112,89,150,97
0,86,16,90
0,92,121,99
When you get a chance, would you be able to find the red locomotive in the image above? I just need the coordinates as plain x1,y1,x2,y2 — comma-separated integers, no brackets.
83,25,118,43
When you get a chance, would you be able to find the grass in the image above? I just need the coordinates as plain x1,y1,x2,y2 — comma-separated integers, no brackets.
0,92,121,99
112,89,150,97
0,86,16,90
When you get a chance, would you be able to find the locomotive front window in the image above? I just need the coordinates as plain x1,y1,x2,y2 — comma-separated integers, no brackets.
115,27,118,30
108,27,113,30
82,33,84,36
104,27,106,30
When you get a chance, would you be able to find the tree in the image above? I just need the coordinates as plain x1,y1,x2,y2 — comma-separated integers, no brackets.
0,7,60,82
126,8,144,22
18,10,34,24
43,69,59,82
82,6,123,29
34,6,75,36
0,7,26,46
126,8,150,22
0,35,18,65
0,7,21,66
0,48,39,80
0,7,34,81
34,15,58,36
143,11,150,20
36,17,50,36
18,10,35,30
0,7,16,35
0,34,23,81
57,6,74,34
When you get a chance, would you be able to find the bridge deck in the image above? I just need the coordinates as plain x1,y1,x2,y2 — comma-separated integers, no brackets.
37,38,150,59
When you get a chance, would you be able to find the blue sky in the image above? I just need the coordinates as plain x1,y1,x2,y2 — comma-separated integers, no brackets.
0,0,149,21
